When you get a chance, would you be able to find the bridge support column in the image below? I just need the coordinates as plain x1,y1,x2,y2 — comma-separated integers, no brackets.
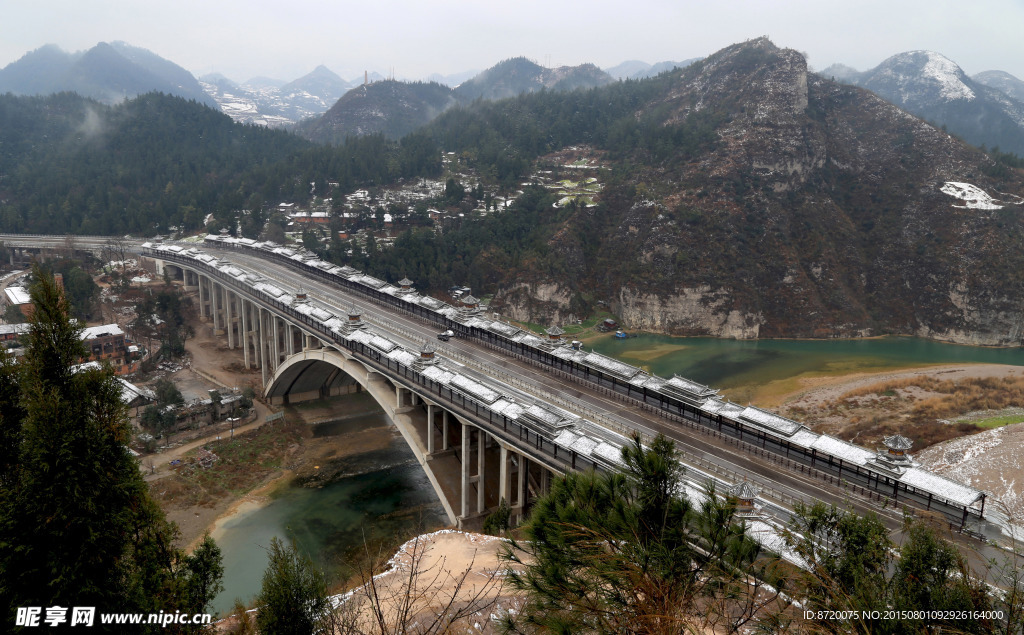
499,445,510,508
516,454,527,523
426,405,436,455
259,308,268,388
477,430,486,514
286,324,294,356
272,315,280,371
442,411,450,451
198,276,207,318
211,282,221,332
240,298,250,368
461,424,470,520
225,288,234,349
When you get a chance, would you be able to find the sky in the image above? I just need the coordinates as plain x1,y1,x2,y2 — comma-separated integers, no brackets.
2,0,1023,84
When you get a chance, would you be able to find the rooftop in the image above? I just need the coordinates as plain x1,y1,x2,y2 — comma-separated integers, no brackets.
4,286,31,305
80,324,125,340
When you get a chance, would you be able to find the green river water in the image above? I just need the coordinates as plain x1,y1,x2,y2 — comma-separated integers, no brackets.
209,413,446,617
209,335,1024,616
588,334,1024,404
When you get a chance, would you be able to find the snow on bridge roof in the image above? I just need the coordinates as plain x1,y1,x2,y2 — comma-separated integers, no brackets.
901,468,984,507
811,435,874,465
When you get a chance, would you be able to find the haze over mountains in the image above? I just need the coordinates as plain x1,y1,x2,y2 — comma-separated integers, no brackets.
298,58,616,143
0,42,216,108
822,51,1024,155
5,40,1024,159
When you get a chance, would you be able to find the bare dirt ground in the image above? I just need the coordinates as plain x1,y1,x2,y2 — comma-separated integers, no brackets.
777,363,1024,526
281,531,521,634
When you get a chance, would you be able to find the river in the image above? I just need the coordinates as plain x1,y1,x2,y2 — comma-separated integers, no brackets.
209,413,447,617
588,334,1024,404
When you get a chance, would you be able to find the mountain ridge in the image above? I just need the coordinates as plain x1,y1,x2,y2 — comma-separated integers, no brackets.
406,37,1024,345
0,42,215,107
822,51,1024,155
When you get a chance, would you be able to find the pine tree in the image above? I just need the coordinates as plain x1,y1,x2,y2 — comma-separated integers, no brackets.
0,266,222,630
255,537,331,635
501,433,786,634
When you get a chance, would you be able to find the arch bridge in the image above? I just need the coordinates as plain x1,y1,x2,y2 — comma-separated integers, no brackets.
152,249,621,529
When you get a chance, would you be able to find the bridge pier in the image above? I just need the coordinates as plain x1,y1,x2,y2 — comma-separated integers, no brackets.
224,287,234,349
240,298,250,368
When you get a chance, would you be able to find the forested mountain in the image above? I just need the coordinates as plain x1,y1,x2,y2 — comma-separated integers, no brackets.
452,57,613,101
0,92,441,235
822,52,1024,155
362,38,1024,345
296,59,614,144
296,80,457,143
0,42,215,107
0,92,309,234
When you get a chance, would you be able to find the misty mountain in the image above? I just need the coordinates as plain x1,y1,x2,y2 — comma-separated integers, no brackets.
629,58,701,79
0,42,216,107
453,57,613,101
295,80,456,143
823,51,1024,155
279,65,351,103
295,58,616,143
200,65,353,127
973,70,1024,103
425,69,480,87
604,60,652,80
243,76,287,90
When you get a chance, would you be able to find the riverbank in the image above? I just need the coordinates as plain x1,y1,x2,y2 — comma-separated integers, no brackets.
151,392,398,549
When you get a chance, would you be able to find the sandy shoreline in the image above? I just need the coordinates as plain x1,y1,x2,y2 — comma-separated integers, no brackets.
779,362,1021,412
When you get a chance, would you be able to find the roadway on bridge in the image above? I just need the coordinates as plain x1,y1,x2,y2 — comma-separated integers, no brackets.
207,245,910,527
0,235,998,550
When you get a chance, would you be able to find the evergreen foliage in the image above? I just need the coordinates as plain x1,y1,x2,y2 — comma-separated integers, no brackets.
0,265,222,631
501,433,785,633
255,537,332,635
785,504,1015,634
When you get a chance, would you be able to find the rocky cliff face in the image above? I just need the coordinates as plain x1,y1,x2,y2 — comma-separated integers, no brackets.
491,38,1024,346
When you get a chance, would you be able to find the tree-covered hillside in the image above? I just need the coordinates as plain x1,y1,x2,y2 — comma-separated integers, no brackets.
363,39,1024,345
0,93,441,235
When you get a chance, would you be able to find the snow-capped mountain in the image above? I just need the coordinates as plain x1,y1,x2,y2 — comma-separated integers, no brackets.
973,70,1024,103
200,66,353,128
822,51,1024,155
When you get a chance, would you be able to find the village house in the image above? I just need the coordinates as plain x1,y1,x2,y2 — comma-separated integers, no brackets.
3,285,33,318
80,323,133,373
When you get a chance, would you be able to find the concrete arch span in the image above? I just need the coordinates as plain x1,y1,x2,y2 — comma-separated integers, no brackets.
264,349,460,524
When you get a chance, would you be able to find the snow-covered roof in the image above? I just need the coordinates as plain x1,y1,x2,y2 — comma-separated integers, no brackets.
581,352,641,379
4,286,30,305
80,324,124,340
450,374,500,404
810,435,874,466
739,406,803,437
900,467,984,506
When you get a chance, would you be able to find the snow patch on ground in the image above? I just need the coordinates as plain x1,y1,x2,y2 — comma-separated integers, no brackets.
916,423,1024,535
940,182,1020,210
